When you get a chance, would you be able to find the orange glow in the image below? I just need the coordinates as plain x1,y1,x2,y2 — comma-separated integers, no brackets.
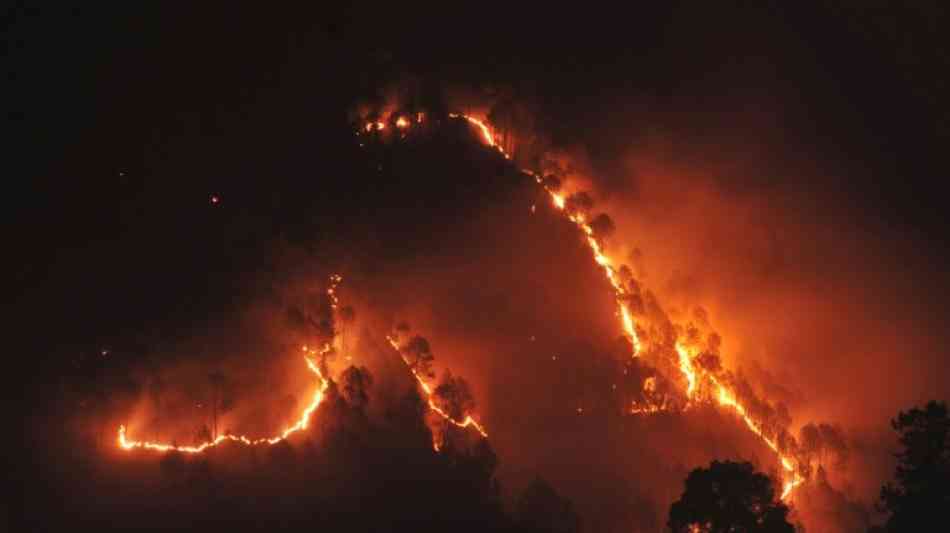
119,351,329,453
117,275,345,454
450,114,642,357
452,113,803,500
396,116,409,129
448,113,495,147
675,343,699,398
670,340,803,498
713,378,804,499
386,335,488,451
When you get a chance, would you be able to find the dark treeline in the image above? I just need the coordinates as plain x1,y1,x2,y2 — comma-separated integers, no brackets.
24,363,580,532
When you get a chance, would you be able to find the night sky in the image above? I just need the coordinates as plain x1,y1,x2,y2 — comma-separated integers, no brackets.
10,4,950,532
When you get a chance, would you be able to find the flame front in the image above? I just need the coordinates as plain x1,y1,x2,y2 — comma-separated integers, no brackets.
118,351,329,453
117,275,344,454
448,113,803,500
386,335,488,451
442,116,641,356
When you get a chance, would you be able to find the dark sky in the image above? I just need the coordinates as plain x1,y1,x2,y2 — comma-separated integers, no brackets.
12,0,949,391
10,3,950,531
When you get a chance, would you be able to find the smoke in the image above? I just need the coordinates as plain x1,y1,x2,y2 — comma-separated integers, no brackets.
461,82,947,529
34,81,946,532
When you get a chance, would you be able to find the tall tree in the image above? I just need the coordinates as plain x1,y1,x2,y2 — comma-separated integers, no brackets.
876,401,950,531
668,460,795,533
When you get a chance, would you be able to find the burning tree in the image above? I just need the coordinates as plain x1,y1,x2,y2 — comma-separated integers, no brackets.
433,370,477,452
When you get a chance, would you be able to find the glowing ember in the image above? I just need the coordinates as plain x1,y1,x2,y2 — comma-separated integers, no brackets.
395,116,409,128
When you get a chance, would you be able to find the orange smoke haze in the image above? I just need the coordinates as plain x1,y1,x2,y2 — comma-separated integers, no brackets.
342,94,948,530
69,97,947,532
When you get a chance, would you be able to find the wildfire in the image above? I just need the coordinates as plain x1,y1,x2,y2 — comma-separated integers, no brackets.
675,343,699,398
386,335,488,451
117,275,346,454
119,350,329,453
447,113,510,159
441,115,642,356
672,340,804,497
450,113,804,500
713,378,804,499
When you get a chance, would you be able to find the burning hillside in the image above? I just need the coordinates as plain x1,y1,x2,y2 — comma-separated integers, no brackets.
16,7,950,531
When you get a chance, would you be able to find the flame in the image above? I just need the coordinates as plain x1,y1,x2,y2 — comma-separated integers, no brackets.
396,116,409,129
386,335,488,451
117,275,345,454
119,351,329,453
671,341,803,498
451,113,804,500
675,343,699,398
445,115,641,356
713,378,804,498
644,376,657,393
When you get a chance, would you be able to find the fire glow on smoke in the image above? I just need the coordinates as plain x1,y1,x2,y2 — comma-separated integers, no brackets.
118,112,804,500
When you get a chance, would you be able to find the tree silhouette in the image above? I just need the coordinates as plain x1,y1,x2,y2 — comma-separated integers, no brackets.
589,213,615,242
668,460,795,533
516,476,580,533
403,335,435,378
340,365,373,412
564,192,594,218
434,370,475,421
876,400,950,532
433,370,478,453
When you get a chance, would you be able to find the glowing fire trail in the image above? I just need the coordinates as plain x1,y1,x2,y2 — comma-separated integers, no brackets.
118,275,345,454
448,113,803,499
119,350,329,453
445,114,642,356
386,336,488,451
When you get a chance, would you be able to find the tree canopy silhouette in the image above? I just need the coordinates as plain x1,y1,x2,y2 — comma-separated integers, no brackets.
403,335,435,378
875,400,950,532
340,365,373,412
668,460,795,533
516,476,580,533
